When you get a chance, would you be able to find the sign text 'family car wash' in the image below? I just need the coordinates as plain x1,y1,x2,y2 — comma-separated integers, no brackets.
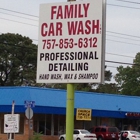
37,0,106,83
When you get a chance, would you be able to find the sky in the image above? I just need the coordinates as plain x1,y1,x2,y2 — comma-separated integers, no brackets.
0,0,140,82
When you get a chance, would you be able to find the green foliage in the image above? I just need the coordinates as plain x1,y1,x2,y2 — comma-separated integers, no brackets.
0,33,37,86
94,83,120,94
30,132,42,140
115,52,140,96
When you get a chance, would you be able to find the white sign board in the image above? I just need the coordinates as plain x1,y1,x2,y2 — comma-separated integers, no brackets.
37,0,106,83
4,114,20,133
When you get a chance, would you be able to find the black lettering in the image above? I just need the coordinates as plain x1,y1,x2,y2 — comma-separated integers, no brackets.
45,53,49,61
60,52,64,60
95,51,98,59
59,63,63,71
70,52,74,60
63,63,67,71
56,53,60,60
77,52,82,60
50,53,55,60
65,52,69,60
84,63,88,70
83,52,88,59
40,53,44,61
49,63,53,71
54,63,58,71
89,51,94,59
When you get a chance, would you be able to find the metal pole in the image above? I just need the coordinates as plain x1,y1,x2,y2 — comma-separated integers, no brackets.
28,107,31,140
9,100,15,140
66,1,76,140
66,83,75,140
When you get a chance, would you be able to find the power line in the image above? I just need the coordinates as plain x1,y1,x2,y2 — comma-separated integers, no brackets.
0,7,38,18
115,0,140,4
106,34,140,42
106,52,135,58
107,65,118,68
107,31,140,39
105,60,137,66
0,17,38,27
107,3,140,10
0,11,38,21
107,39,140,46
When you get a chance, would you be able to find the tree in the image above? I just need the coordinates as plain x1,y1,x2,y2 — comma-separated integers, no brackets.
0,33,37,86
94,83,120,94
114,52,140,96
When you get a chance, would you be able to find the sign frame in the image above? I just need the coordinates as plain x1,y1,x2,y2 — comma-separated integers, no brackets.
37,0,106,84
4,114,20,133
76,108,92,121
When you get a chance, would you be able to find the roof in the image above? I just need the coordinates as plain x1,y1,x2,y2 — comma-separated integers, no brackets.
0,86,140,118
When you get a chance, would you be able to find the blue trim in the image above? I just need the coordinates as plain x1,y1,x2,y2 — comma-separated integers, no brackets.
0,86,140,118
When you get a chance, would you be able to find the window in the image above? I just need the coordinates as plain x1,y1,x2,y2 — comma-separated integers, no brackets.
80,130,90,134
33,114,66,136
95,127,100,132
101,128,106,132
74,130,79,134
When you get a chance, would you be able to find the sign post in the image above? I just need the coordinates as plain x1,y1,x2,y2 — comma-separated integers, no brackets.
66,83,74,140
4,101,20,140
24,101,35,140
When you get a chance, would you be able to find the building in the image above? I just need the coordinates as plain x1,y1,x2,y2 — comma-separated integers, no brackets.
0,86,140,140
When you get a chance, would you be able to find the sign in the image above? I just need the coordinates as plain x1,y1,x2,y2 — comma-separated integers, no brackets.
37,0,106,83
24,100,35,108
76,108,92,121
25,108,33,119
4,114,20,133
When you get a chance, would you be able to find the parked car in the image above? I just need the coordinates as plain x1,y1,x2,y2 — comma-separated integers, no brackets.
59,129,97,140
119,130,140,140
88,126,119,140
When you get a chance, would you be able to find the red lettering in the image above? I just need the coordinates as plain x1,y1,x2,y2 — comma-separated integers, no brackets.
57,6,63,19
67,21,78,35
83,3,89,17
49,23,55,36
74,5,77,18
51,3,90,19
77,21,84,35
92,20,100,34
78,4,83,18
64,5,73,18
41,22,62,37
41,23,47,37
51,6,57,19
67,20,100,35
85,20,91,34
56,22,62,35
